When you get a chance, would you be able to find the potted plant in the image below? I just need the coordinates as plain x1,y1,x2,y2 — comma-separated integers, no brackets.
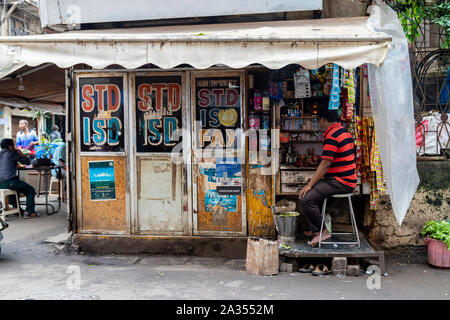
421,220,450,268
33,136,54,167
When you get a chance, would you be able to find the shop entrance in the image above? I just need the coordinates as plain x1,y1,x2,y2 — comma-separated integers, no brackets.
75,73,129,233
131,72,187,235
191,71,247,236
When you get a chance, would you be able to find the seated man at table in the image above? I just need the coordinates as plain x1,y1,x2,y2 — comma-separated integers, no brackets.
0,138,39,218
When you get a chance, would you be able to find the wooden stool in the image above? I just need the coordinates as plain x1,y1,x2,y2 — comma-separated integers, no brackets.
319,193,360,248
0,189,21,220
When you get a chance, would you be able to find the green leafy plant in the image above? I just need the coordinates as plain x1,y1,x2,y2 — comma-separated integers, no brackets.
25,109,51,120
424,2,450,49
421,220,450,249
38,136,53,159
389,0,450,49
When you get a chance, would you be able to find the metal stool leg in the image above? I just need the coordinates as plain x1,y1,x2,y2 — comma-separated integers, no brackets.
37,171,42,198
348,196,360,248
15,191,21,218
318,197,327,248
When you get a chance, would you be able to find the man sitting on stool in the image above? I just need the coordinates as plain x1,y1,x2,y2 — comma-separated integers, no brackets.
298,106,356,247
0,139,38,218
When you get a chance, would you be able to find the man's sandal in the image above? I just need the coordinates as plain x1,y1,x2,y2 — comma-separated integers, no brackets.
298,264,315,273
23,212,40,219
312,264,331,276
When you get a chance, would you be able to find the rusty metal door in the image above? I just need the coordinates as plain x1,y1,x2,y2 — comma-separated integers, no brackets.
131,72,188,235
191,71,247,236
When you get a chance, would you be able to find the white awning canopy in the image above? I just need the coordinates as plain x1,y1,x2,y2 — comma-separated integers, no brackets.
0,97,65,115
0,14,391,78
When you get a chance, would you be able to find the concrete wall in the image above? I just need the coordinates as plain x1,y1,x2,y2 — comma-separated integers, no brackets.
368,161,450,249
322,0,368,18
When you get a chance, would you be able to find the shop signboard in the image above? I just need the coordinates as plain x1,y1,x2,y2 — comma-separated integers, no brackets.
88,160,116,201
195,77,241,151
79,77,125,152
135,75,183,152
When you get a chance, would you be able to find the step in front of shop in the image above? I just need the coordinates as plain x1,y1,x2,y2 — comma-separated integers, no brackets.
72,234,248,258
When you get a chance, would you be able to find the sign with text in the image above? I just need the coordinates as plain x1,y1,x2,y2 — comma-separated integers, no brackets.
215,157,242,195
136,75,183,152
195,77,241,150
89,160,116,201
79,77,125,152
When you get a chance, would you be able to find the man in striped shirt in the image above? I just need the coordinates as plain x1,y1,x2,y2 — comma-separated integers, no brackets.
298,106,356,247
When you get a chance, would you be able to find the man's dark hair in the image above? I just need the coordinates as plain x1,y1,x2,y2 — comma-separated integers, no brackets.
317,104,340,123
52,125,59,131
0,138,14,150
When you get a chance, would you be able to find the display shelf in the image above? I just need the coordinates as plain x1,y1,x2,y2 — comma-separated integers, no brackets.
281,140,322,144
280,116,317,120
281,130,322,133
282,182,310,185
277,192,301,196
280,165,318,170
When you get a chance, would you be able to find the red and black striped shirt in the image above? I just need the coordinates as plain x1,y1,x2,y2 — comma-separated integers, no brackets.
321,122,357,189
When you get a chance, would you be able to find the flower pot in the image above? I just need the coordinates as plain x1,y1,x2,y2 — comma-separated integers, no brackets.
425,238,450,268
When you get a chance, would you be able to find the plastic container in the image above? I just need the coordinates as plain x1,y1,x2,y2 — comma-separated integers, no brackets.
34,145,44,159
425,238,450,268
259,133,270,151
248,113,260,129
253,90,262,111
261,114,270,130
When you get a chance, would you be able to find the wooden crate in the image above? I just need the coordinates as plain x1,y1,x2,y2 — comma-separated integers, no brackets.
246,238,279,276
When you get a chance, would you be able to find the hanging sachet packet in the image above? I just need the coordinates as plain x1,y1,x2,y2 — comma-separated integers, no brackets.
328,64,340,110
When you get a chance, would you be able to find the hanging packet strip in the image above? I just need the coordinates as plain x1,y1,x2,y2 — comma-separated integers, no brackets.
268,81,283,100
328,64,340,110
294,67,311,98
347,69,356,104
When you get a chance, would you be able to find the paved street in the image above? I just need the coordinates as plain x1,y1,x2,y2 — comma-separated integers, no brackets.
0,203,449,300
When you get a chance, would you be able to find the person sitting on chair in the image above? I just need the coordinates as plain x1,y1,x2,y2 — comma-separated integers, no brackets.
298,106,356,247
0,139,39,218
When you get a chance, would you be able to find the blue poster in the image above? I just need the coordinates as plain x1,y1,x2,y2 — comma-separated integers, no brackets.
215,157,242,195
89,160,116,201
205,190,237,213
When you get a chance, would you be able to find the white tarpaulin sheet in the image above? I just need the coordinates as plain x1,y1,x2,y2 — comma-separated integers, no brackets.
0,97,65,115
368,2,420,226
0,16,391,78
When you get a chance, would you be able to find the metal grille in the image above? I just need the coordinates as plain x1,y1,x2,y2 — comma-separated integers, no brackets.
387,1,449,157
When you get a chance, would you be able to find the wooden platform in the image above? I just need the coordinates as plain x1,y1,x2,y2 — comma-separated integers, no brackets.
279,234,386,274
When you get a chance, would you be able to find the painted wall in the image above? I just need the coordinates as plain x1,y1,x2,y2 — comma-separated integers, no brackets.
368,161,450,249
38,0,322,27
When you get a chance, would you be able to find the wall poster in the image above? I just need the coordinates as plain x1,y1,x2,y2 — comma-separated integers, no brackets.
215,157,242,195
88,160,116,201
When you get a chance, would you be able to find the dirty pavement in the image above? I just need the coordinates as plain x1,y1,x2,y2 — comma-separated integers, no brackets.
0,203,449,300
